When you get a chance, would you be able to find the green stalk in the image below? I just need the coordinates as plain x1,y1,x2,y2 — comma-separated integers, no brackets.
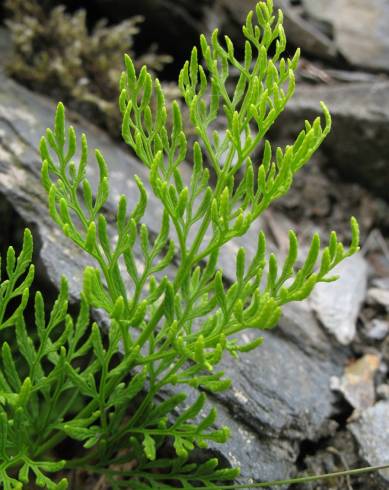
200,463,389,489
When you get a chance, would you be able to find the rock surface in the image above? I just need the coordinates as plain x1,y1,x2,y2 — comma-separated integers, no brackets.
366,319,389,341
275,0,336,61
310,253,368,345
349,401,389,484
367,287,389,310
275,80,389,200
215,328,342,441
302,0,389,71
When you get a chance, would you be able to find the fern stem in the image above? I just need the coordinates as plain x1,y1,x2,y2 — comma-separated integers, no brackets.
201,463,389,489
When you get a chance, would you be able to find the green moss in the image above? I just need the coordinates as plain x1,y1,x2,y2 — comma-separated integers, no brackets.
5,0,172,137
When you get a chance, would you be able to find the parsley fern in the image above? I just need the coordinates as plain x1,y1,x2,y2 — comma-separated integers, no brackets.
0,1,367,488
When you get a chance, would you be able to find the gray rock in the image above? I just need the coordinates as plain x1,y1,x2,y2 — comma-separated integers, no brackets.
310,253,368,345
207,401,295,488
214,328,342,442
373,277,389,289
275,1,336,61
160,384,295,487
275,80,389,199
367,288,389,310
302,0,389,72
277,301,337,359
349,401,389,484
325,69,382,84
366,319,389,341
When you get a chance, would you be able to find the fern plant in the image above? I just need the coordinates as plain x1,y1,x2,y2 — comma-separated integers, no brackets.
0,0,377,488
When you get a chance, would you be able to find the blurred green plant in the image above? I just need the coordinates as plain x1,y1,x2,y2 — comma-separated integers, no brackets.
5,0,172,137
1,1,381,488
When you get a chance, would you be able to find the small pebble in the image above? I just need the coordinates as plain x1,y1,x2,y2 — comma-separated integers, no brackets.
366,319,389,340
377,384,389,400
367,288,389,310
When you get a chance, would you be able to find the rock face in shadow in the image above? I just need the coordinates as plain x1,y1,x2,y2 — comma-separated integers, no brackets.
274,81,389,200
78,0,337,75
0,68,363,485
